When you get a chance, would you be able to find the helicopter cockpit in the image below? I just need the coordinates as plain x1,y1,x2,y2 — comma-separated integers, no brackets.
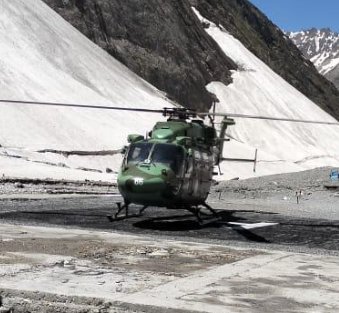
126,142,185,175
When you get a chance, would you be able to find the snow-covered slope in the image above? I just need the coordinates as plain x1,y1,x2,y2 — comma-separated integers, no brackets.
1,0,339,183
0,0,173,181
287,28,339,89
192,8,339,179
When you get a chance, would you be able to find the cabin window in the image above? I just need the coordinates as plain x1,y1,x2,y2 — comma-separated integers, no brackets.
202,152,209,161
151,144,184,174
194,150,201,160
127,143,152,165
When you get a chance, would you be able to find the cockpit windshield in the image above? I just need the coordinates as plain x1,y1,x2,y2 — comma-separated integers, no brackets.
126,143,152,165
151,144,184,174
126,143,184,174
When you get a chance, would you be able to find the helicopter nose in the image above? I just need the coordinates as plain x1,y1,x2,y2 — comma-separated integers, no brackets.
124,177,166,193
120,176,172,205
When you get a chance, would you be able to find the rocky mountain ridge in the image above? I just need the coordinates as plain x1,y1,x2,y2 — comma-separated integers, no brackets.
287,28,339,89
41,0,339,120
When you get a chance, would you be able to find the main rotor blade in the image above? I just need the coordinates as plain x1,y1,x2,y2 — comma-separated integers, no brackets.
1,99,339,126
198,112,339,126
0,99,164,114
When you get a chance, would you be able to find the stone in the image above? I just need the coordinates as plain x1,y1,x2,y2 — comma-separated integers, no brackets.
14,182,24,189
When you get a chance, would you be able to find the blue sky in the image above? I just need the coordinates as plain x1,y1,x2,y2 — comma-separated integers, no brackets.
249,0,339,32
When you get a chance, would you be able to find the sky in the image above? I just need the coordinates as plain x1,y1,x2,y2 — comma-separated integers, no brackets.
249,0,339,32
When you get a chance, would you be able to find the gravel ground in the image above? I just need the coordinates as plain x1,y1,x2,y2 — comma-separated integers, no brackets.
0,179,117,196
1,167,337,195
210,167,339,220
1,167,339,312
215,167,336,192
0,224,258,313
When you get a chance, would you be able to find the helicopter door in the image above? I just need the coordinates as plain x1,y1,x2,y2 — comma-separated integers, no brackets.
181,153,195,196
192,150,203,198
190,150,213,200
201,151,214,197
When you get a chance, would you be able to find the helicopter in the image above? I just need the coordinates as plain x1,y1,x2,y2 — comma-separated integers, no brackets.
115,107,233,224
1,99,339,224
112,105,339,224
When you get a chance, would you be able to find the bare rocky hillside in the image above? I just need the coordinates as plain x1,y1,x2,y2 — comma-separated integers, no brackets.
42,0,339,119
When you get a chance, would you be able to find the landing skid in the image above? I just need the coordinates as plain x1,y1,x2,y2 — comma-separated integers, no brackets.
107,202,220,226
186,203,221,226
107,202,148,222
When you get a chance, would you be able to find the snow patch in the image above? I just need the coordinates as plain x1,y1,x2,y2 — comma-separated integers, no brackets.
0,0,174,181
193,8,339,179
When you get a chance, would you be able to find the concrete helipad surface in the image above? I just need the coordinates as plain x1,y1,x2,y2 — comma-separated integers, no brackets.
1,223,339,312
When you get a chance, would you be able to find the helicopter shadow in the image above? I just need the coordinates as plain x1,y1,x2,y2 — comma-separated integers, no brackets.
133,210,270,243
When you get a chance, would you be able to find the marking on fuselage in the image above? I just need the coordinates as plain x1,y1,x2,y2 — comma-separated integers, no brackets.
134,177,144,186
228,222,278,230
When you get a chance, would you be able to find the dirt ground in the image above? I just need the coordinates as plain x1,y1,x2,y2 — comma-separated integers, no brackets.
1,167,339,312
1,223,339,313
0,224,258,313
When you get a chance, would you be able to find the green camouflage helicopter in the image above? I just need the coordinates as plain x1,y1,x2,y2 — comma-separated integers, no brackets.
116,107,233,223
1,99,339,224
112,106,339,224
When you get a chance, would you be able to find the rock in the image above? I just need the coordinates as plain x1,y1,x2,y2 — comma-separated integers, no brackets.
0,298,12,313
54,260,65,267
105,168,113,173
115,283,123,293
77,167,102,173
57,162,68,168
14,182,24,189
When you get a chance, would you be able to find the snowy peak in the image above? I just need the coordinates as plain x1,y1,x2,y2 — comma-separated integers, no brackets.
287,28,339,75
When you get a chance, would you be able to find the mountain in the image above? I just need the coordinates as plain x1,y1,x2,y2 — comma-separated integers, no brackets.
287,28,339,89
42,0,339,120
192,9,339,177
0,0,339,182
41,0,236,111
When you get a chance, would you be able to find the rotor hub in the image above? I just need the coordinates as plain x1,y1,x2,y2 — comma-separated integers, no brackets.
163,108,197,120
